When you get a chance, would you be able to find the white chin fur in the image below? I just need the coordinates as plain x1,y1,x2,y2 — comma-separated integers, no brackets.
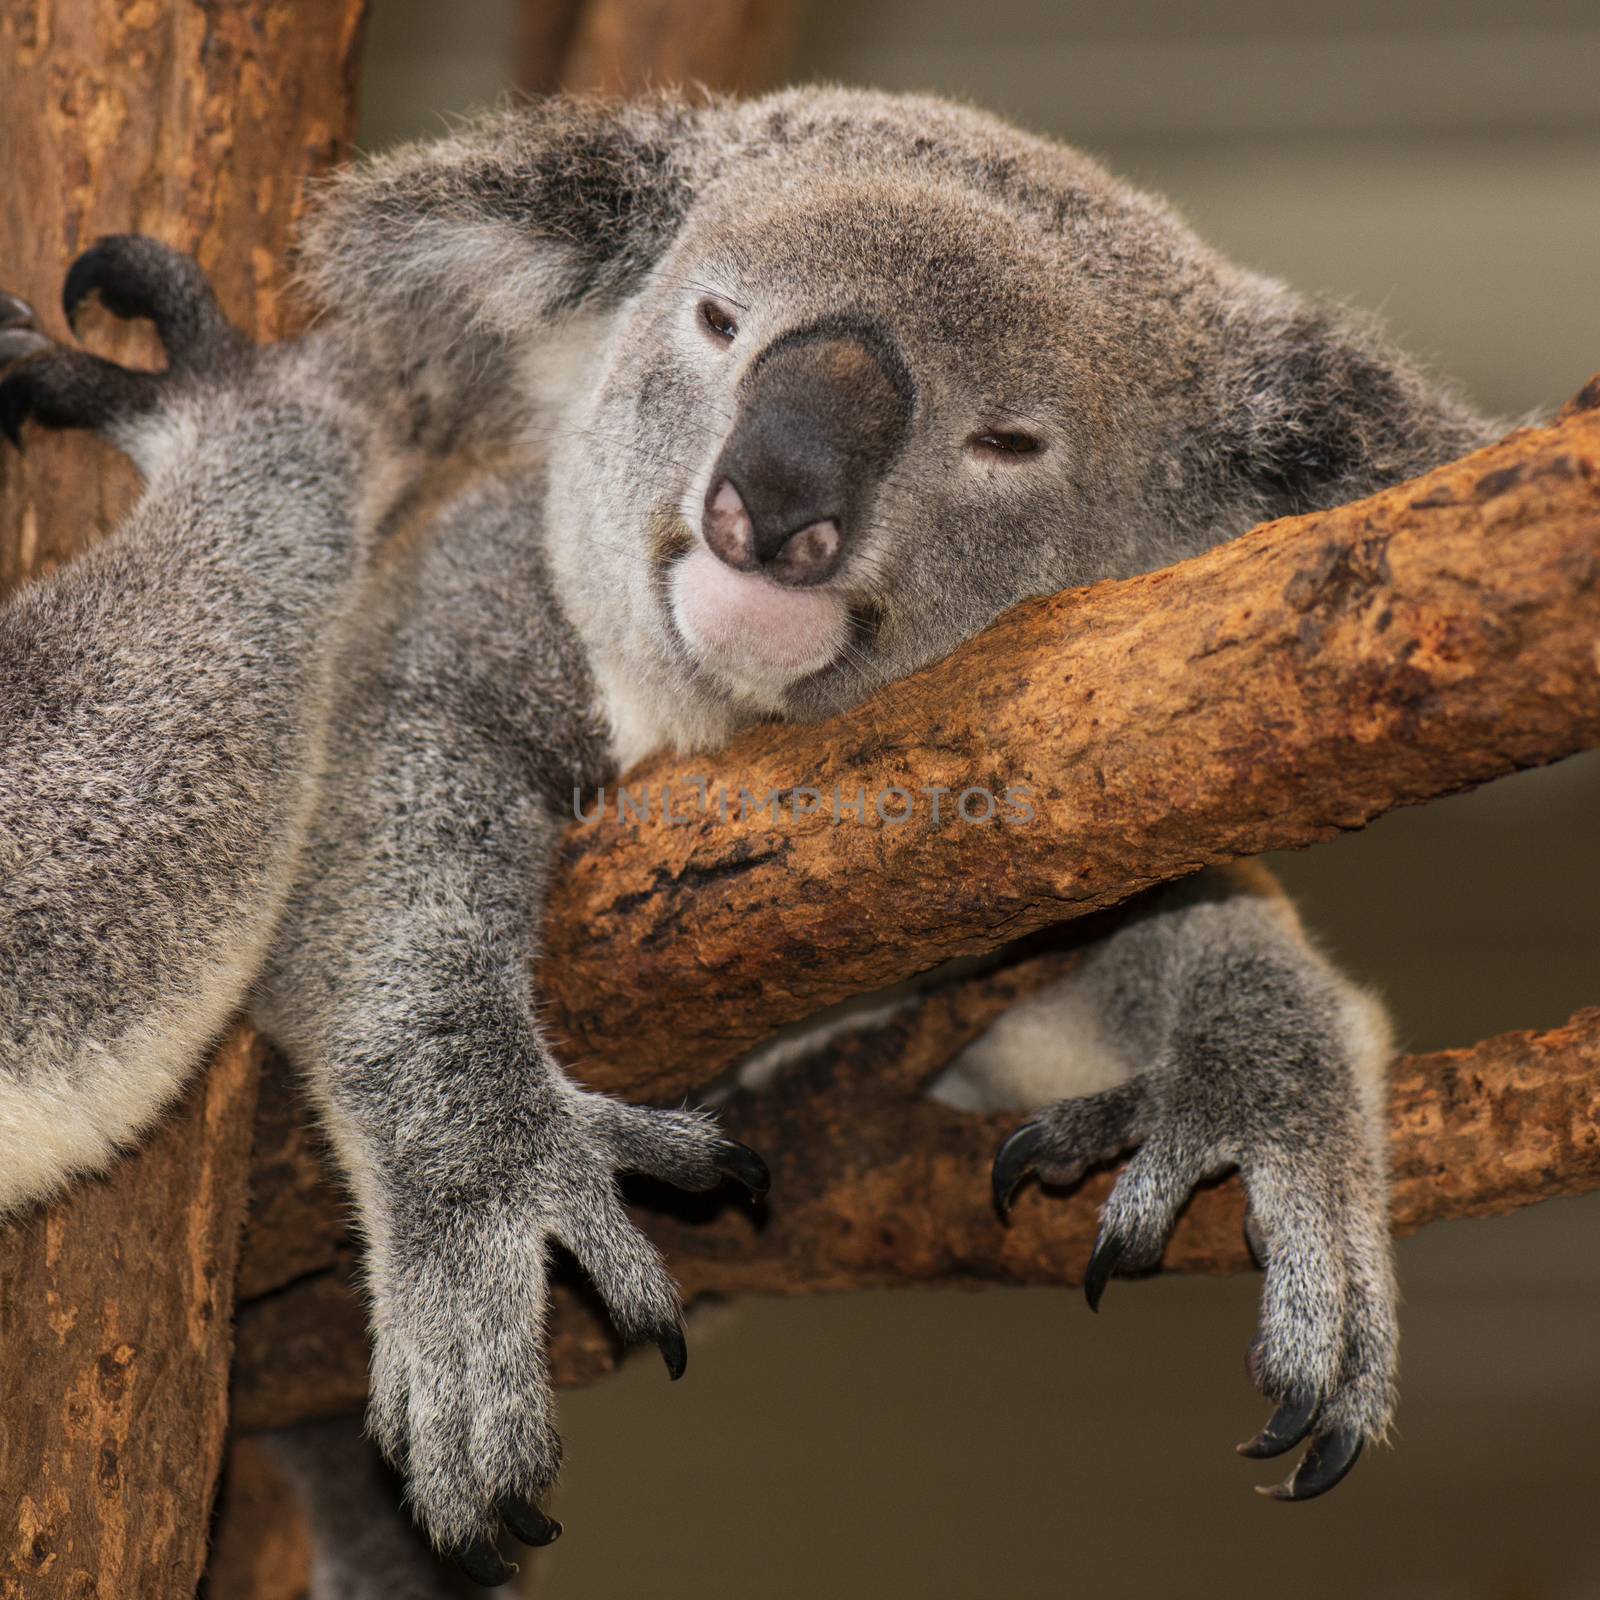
669,544,848,700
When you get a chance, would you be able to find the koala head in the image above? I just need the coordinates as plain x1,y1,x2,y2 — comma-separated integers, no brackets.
559,167,1123,734
310,89,1490,760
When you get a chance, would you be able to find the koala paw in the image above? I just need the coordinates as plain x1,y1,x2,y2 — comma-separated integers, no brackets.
368,1089,767,1585
0,235,245,447
993,1044,1394,1502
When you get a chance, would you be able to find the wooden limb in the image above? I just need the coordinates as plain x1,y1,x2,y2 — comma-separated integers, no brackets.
559,0,798,95
229,997,1600,1429
514,0,587,95
0,1035,259,1596
0,3,367,1595
540,391,1600,1101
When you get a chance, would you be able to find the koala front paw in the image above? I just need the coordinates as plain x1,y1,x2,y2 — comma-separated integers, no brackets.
0,235,246,446
369,1091,767,1585
994,1032,1395,1502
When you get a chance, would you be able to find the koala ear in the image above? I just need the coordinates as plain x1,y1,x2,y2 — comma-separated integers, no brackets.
298,94,706,348
1217,292,1495,517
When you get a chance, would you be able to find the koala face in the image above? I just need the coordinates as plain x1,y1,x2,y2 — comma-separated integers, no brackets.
553,174,1163,742
518,90,1482,759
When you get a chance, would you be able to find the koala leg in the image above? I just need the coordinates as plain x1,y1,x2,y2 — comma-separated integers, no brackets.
0,238,247,449
0,240,375,1211
949,864,1395,1502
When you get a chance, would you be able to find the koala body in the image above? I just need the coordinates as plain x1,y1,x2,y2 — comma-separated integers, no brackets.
0,88,1496,1579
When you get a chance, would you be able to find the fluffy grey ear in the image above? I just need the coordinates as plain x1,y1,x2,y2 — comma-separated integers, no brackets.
1217,290,1498,518
296,94,708,418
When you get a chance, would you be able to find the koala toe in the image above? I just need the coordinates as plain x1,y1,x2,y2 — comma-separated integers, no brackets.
0,343,162,447
595,1097,771,1198
62,234,245,372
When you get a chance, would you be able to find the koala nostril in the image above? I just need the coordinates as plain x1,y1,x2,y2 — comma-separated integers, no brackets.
702,478,758,571
770,518,842,585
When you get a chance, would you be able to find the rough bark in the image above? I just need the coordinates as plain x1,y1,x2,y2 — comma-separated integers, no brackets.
540,389,1600,1101
229,987,1600,1429
0,4,367,1596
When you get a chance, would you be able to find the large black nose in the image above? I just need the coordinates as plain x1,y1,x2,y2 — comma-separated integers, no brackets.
702,321,912,586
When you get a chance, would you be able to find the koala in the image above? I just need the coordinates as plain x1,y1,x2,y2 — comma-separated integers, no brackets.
0,88,1497,1584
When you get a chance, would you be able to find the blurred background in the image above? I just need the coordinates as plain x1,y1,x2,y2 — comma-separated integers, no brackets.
359,5,1600,1595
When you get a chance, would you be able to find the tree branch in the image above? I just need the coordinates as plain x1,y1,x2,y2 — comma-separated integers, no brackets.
0,4,367,1595
539,386,1600,1101
230,992,1600,1430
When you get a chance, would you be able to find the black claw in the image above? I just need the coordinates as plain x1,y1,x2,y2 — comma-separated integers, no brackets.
448,1535,516,1588
61,249,105,336
0,375,29,448
992,1121,1046,1219
1258,1428,1365,1502
0,329,51,365
715,1138,771,1198
499,1495,562,1549
654,1320,688,1381
0,292,38,330
1237,1391,1320,1459
1083,1230,1124,1313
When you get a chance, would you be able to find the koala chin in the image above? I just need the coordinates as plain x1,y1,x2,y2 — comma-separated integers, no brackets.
669,540,851,702
0,85,1499,1578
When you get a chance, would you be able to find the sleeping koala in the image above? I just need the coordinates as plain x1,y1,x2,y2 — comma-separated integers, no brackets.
0,88,1495,1581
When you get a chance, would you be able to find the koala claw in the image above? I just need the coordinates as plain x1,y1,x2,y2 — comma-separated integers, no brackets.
1081,1229,1124,1314
1237,1391,1319,1460
61,234,244,369
370,1092,765,1557
654,1317,689,1381
715,1137,772,1198
992,1043,1393,1502
498,1495,562,1549
0,290,37,327
448,1535,517,1589
0,239,245,450
991,1120,1047,1217
0,295,50,377
1256,1428,1364,1502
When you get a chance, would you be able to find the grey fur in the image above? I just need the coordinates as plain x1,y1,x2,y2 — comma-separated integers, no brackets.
267,1418,471,1599
0,89,1499,1555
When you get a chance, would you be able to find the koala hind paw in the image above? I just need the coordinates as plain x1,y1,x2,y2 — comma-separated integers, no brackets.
0,235,245,447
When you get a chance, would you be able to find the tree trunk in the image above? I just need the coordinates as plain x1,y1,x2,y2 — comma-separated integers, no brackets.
0,4,367,1596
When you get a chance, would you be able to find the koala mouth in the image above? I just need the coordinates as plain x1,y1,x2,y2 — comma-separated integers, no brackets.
668,543,851,691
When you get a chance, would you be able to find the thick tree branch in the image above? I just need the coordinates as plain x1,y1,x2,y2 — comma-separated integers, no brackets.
541,387,1600,1101
231,996,1600,1430
0,4,367,1595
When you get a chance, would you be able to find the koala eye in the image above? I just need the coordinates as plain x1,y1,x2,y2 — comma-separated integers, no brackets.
969,429,1043,457
699,299,738,343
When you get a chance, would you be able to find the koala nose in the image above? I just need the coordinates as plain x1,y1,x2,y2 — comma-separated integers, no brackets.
703,479,842,585
701,320,912,587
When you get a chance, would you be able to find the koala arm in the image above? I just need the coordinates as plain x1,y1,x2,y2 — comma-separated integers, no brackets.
0,241,387,1211
252,471,766,1574
942,863,1395,1501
